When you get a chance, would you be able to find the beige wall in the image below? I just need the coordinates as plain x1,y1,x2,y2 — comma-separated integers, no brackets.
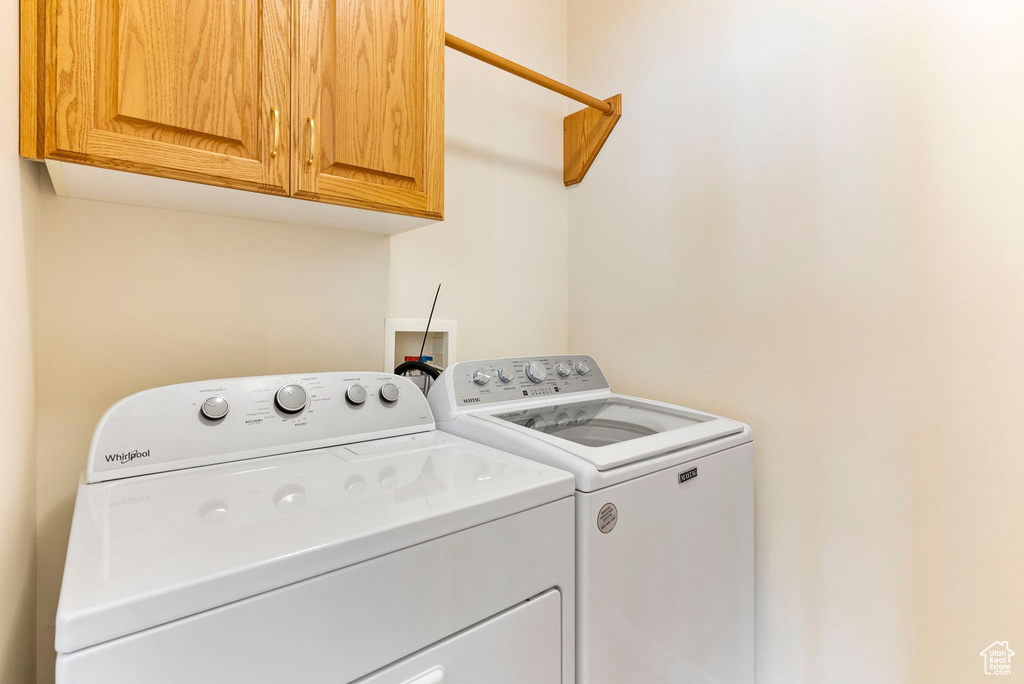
0,162,40,681
34,196,389,681
0,163,39,684
389,0,569,360
2,0,41,675
566,0,1023,682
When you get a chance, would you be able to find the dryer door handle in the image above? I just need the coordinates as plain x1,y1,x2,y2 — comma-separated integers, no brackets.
402,667,446,684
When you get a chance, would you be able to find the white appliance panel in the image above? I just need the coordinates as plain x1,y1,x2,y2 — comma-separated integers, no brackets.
430,358,748,475
58,370,576,684
433,406,749,493
446,355,609,409
427,355,755,682
482,395,745,470
57,498,575,684
575,444,755,684
491,395,709,446
88,372,433,482
58,431,573,653
356,589,561,684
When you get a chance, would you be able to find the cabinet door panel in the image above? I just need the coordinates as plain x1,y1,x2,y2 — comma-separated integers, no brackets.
115,0,247,142
296,0,443,218
52,0,289,193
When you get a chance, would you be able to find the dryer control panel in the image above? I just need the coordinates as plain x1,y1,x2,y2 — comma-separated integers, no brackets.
438,355,610,412
88,373,433,483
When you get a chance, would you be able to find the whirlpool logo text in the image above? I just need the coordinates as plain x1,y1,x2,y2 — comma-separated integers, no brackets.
104,449,151,465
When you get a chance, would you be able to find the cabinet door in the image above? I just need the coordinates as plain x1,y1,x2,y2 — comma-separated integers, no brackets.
51,0,290,194
295,0,444,219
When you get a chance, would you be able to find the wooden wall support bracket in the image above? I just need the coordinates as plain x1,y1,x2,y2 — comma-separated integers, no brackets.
563,94,621,186
444,33,620,186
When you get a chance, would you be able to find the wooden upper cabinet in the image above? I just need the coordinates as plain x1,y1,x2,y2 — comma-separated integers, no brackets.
294,0,444,219
49,0,290,194
24,0,444,224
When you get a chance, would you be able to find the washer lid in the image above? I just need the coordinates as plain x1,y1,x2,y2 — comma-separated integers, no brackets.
480,395,745,470
55,431,574,654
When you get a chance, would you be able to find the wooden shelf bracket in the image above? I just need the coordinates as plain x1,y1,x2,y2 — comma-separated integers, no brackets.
444,33,621,186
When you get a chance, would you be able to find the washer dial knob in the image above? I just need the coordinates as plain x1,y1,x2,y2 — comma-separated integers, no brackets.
472,369,492,386
380,382,401,403
575,360,591,375
497,366,516,383
200,396,229,420
555,362,572,378
525,360,548,383
346,384,367,405
275,384,308,413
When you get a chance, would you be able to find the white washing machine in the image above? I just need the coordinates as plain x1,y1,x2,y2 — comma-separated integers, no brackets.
428,356,755,683
56,372,576,684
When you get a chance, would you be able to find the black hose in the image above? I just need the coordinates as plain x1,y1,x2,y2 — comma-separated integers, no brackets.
394,360,443,379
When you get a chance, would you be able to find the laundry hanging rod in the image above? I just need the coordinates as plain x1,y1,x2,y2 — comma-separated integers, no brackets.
445,33,615,115
444,32,622,186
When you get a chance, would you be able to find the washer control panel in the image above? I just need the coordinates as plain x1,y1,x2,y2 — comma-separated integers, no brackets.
445,355,609,409
88,373,432,483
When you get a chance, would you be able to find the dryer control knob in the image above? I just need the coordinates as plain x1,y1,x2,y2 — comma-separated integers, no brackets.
380,382,401,403
275,384,308,413
200,396,229,420
346,384,367,405
525,360,547,383
575,360,591,375
555,362,572,378
497,366,516,383
472,369,492,386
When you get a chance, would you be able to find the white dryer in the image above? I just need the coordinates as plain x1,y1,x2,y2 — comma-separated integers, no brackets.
428,356,755,683
56,372,576,683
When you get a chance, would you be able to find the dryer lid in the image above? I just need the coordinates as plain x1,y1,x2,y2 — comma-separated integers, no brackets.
483,395,745,470
55,431,573,654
